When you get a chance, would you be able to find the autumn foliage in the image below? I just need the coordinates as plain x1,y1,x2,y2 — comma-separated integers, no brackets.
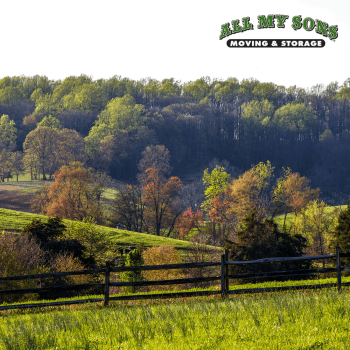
142,167,183,236
277,171,320,216
32,162,104,222
142,245,184,291
175,208,204,239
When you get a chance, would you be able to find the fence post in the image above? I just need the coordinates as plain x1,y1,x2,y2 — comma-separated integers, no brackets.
221,254,226,298
224,250,229,294
104,261,110,306
336,247,342,293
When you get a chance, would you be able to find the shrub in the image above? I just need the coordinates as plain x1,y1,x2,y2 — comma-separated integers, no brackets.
0,232,47,304
65,217,119,267
41,252,97,299
184,235,221,287
142,245,184,291
120,248,144,293
21,217,88,266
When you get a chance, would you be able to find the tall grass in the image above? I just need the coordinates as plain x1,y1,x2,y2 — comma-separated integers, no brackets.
1,291,350,349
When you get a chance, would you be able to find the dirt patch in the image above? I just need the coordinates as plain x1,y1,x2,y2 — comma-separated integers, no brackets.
0,190,38,212
0,185,23,190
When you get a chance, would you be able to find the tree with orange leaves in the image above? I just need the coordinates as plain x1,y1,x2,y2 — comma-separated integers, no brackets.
174,208,204,239
273,167,320,229
32,162,104,223
142,167,183,236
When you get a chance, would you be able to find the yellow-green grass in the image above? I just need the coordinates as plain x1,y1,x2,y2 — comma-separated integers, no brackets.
273,205,347,232
1,290,350,349
0,173,39,182
101,187,119,200
0,177,119,200
0,208,195,249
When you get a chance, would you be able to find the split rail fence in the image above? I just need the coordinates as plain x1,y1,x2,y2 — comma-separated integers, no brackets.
1,248,350,311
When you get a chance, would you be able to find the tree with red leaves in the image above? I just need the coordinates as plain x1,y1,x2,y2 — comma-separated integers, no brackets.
175,208,204,240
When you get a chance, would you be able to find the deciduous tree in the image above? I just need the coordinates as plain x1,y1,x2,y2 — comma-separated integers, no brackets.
273,168,320,229
85,94,144,156
0,114,17,151
292,200,338,259
138,145,172,182
11,151,24,181
142,245,184,291
32,162,104,222
23,127,86,180
110,184,146,232
0,149,13,182
329,203,350,266
37,115,62,129
201,165,231,211
66,217,118,266
120,248,144,293
23,126,59,180
142,168,183,236
174,208,204,239
226,161,274,223
224,209,309,277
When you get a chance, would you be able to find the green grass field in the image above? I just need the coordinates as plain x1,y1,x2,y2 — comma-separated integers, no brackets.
1,289,350,349
0,174,41,182
272,204,347,232
0,208,196,249
0,176,119,199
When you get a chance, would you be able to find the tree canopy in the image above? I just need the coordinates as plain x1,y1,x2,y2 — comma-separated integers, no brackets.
32,162,104,222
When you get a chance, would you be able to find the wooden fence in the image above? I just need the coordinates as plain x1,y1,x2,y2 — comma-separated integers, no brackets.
1,248,350,311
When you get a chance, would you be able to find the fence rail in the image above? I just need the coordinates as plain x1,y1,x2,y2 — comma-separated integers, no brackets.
1,248,349,311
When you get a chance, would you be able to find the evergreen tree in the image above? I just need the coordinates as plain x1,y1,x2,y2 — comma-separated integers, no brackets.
330,203,350,266
21,217,87,265
224,209,309,279
22,217,66,246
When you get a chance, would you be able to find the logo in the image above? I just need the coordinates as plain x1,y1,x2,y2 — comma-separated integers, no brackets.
220,15,338,48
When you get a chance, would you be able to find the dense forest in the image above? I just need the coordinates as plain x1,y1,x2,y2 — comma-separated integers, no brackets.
1,74,350,199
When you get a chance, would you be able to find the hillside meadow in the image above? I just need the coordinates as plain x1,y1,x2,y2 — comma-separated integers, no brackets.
0,208,196,250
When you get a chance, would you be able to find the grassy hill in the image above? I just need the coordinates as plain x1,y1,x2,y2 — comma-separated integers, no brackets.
0,208,202,250
0,176,219,250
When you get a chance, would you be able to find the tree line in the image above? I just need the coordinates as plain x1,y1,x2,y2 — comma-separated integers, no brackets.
1,75,350,197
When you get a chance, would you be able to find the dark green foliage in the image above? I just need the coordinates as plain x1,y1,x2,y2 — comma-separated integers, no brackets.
224,209,310,280
21,217,86,265
120,248,144,293
21,217,65,245
330,203,350,266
